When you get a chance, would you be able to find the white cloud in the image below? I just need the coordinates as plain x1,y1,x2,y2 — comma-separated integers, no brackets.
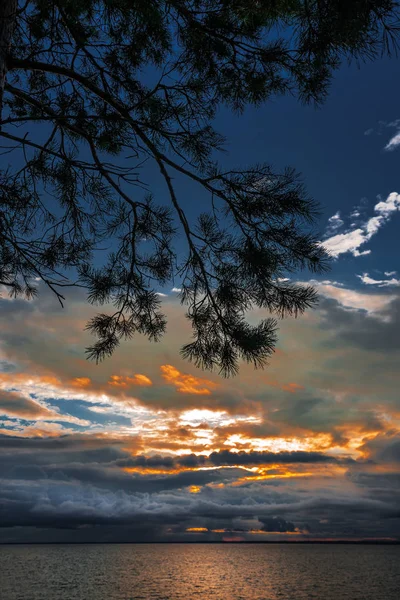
315,282,394,313
319,280,344,287
171,287,182,293
357,273,400,288
302,280,394,314
323,228,371,258
384,131,400,151
322,192,400,258
384,271,397,277
326,211,344,234
364,119,400,151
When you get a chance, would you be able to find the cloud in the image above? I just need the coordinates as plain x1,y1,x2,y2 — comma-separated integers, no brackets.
323,229,372,258
384,131,400,151
357,273,400,288
326,211,344,234
1,270,400,542
71,377,91,387
309,281,394,313
108,374,152,387
0,417,399,542
322,192,400,258
206,449,339,466
364,119,400,151
318,294,400,352
160,364,218,395
361,432,400,464
1,467,399,541
260,517,295,532
117,449,340,470
0,390,89,426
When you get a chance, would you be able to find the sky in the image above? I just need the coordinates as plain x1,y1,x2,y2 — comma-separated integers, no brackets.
1,53,400,544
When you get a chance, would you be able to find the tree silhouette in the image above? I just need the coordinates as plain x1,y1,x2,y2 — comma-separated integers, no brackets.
0,1,399,375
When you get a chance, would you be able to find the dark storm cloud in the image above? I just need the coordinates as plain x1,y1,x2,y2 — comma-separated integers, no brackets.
207,449,340,466
0,441,245,494
0,443,391,505
0,436,342,472
348,470,400,493
361,432,400,464
115,454,177,469
0,434,123,450
116,449,342,470
0,296,35,318
3,432,397,543
2,475,399,540
0,360,16,373
0,435,133,481
318,295,400,352
260,517,295,532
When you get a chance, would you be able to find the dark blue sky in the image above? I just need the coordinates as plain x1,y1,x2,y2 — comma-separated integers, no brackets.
132,52,400,292
212,54,400,288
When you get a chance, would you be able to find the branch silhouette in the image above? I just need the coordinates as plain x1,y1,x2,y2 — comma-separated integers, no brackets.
1,1,399,374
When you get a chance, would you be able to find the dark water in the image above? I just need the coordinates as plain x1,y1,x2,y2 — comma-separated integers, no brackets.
0,544,399,600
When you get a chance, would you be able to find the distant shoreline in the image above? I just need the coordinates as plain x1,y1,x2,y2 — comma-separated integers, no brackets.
1,540,399,545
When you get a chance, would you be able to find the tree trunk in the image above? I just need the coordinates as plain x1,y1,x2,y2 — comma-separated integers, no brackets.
0,0,18,125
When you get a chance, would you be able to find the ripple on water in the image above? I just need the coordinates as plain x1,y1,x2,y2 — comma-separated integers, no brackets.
0,543,399,600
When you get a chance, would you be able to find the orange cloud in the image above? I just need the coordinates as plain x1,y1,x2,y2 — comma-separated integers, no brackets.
0,373,62,388
0,422,71,438
160,365,217,395
282,382,304,393
108,374,152,388
71,377,91,387
263,376,304,394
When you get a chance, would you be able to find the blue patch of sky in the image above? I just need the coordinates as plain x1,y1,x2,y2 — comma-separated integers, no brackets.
4,44,399,294
44,398,131,426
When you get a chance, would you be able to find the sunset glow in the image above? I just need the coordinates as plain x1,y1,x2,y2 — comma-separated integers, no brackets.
1,281,400,544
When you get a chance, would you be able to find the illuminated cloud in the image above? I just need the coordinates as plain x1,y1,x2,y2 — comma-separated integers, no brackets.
0,422,75,438
326,211,344,234
357,273,400,288
365,119,400,151
307,280,394,313
384,130,400,151
322,192,400,258
281,382,304,393
71,377,91,387
108,374,152,387
323,228,372,258
1,268,400,542
160,364,218,395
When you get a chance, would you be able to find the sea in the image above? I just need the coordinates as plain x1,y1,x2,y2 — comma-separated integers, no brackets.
0,543,399,600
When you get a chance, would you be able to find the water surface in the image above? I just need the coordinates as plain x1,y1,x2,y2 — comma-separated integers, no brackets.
1,543,399,599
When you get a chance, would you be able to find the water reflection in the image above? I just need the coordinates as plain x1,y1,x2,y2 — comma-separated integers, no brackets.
1,543,399,600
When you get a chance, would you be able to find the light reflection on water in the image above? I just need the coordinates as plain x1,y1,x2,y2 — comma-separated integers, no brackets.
0,543,399,600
